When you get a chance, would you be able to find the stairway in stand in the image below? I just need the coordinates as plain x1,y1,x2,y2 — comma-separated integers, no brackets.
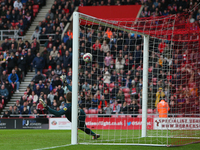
1,71,35,114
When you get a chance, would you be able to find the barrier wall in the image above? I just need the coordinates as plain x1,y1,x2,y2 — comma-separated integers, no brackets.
1,117,200,130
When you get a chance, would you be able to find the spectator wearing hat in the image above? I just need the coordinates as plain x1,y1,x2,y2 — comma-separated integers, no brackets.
155,87,165,107
8,69,20,92
32,53,45,74
157,99,170,118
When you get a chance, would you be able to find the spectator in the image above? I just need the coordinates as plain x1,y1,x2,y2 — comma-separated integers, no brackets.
32,71,46,83
1,71,8,84
42,84,50,95
37,80,44,89
34,85,41,97
155,87,165,107
54,53,63,66
1,38,10,51
157,99,170,118
0,85,9,103
8,69,20,92
192,99,200,115
63,51,72,71
57,85,64,98
115,54,125,72
7,53,17,74
54,64,62,76
17,54,26,81
116,89,124,104
30,101,37,114
47,55,56,69
103,67,111,84
3,111,10,118
129,100,139,117
112,101,120,114
121,101,128,114
101,40,110,53
13,0,23,10
28,91,38,103
89,94,98,110
103,103,112,116
52,76,62,88
12,105,19,114
32,27,40,40
104,52,112,67
32,53,45,74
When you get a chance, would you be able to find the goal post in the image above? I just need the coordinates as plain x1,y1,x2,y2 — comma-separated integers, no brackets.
71,11,200,146
141,35,149,138
71,12,79,145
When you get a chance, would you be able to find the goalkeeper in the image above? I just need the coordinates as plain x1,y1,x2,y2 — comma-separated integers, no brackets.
40,92,100,139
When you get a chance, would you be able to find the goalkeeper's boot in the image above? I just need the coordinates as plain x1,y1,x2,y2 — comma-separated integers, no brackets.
39,99,47,108
92,134,100,140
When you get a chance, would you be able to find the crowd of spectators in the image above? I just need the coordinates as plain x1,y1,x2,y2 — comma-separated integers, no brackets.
1,0,200,117
0,0,45,37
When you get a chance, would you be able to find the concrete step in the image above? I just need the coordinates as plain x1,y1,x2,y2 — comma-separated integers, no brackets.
7,104,14,106
8,102,16,104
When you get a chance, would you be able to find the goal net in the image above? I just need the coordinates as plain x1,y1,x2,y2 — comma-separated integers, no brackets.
71,11,200,146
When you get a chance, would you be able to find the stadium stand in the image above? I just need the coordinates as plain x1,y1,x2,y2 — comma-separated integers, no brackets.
0,0,200,118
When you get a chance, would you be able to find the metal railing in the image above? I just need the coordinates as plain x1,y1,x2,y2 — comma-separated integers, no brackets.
0,30,25,40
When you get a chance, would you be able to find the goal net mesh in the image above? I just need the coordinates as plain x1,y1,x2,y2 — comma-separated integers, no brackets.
76,12,200,146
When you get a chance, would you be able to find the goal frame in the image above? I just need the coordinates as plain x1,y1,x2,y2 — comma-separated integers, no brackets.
71,12,149,145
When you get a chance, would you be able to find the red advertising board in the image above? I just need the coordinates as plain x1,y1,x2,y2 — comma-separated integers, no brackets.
85,117,153,130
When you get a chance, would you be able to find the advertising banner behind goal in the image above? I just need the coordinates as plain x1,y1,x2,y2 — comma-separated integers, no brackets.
154,118,200,130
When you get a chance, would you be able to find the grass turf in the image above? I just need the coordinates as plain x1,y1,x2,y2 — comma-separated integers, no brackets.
0,130,200,150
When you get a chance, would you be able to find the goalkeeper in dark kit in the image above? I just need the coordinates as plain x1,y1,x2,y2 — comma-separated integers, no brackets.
40,92,100,139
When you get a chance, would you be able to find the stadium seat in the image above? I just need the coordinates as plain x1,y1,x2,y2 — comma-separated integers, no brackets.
42,69,48,74
125,98,131,103
110,82,115,88
33,5,39,9
29,116,35,118
119,115,126,118
111,115,118,118
84,109,89,114
122,88,130,93
33,9,38,13
139,109,142,114
2,99,4,105
124,93,130,98
89,115,98,118
147,109,153,114
88,109,97,114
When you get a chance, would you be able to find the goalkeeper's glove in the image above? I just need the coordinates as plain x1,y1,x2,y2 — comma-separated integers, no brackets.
39,99,49,110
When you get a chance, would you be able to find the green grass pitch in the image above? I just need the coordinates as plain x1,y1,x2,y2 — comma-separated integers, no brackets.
0,130,200,150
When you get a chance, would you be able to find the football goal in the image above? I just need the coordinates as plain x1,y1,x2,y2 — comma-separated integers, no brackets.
71,11,200,146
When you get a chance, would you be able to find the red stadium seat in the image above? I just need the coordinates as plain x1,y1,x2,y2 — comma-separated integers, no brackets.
11,22,16,27
122,88,130,93
33,9,38,13
110,82,115,88
53,88,57,93
42,69,48,74
147,109,153,114
88,109,97,114
84,109,89,114
29,116,35,118
33,5,39,9
119,115,126,118
2,99,4,105
89,115,98,118
124,93,130,98
111,115,118,118
125,98,131,103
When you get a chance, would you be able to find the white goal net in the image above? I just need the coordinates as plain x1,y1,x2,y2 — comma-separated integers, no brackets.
71,12,200,146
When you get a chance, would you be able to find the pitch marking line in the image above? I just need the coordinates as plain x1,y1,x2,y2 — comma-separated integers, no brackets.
33,144,72,150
